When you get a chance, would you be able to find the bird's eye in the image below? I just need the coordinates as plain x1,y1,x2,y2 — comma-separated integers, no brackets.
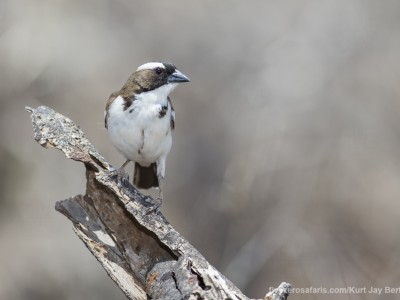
155,67,163,75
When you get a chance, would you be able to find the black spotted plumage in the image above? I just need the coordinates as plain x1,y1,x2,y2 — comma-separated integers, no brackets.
159,105,168,118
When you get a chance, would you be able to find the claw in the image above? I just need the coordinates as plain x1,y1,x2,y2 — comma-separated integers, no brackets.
109,160,131,186
155,196,163,206
110,167,130,186
144,206,160,215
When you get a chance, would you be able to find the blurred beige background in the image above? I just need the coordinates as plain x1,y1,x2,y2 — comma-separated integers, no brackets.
1,0,400,299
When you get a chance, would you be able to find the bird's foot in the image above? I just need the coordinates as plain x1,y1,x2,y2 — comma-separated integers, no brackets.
155,196,163,206
144,196,163,215
144,202,161,215
110,167,130,186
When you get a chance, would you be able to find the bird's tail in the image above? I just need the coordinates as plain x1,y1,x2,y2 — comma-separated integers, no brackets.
133,162,159,189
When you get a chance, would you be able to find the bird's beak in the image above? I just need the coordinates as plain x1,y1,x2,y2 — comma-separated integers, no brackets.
168,69,190,83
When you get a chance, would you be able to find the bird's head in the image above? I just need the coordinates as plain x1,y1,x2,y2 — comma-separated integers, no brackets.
123,62,190,97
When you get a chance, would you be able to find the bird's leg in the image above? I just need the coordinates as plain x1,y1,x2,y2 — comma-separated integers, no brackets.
157,175,164,204
121,159,131,169
111,159,130,185
142,174,163,215
143,174,164,214
155,157,166,206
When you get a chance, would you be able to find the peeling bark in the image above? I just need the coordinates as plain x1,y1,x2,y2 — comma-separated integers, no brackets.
26,106,291,300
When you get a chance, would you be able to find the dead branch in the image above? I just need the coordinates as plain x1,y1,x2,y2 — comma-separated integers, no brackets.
26,105,291,300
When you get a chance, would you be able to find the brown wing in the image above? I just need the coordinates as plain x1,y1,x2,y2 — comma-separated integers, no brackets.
168,96,175,130
104,92,118,129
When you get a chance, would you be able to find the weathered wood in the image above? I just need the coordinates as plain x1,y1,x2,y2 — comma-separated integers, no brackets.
26,105,291,300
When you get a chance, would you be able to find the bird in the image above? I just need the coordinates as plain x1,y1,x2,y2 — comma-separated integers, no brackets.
104,62,190,203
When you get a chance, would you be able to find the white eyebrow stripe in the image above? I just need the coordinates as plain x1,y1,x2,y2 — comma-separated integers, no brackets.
136,62,165,71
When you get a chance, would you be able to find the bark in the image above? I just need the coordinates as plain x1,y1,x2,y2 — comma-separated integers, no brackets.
26,105,291,300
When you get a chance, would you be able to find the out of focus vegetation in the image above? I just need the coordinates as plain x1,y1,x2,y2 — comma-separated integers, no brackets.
1,1,400,299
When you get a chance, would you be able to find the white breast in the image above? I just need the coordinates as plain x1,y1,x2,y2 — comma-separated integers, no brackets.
106,95,172,165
